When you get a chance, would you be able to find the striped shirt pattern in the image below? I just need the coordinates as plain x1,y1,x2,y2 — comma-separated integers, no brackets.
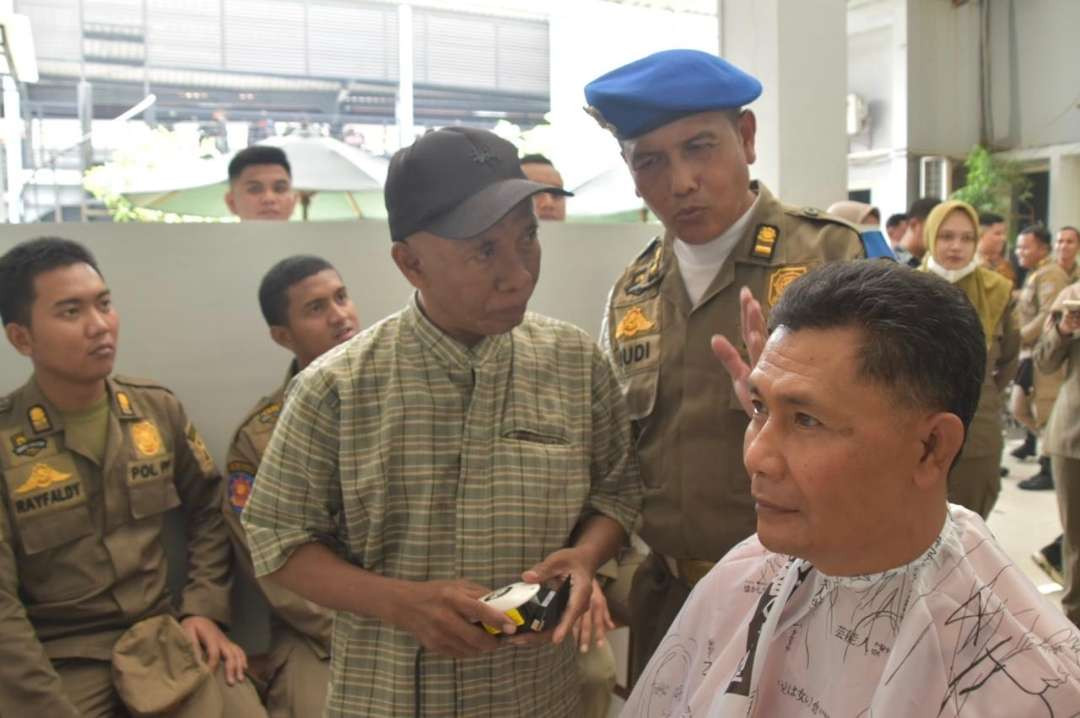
243,297,641,717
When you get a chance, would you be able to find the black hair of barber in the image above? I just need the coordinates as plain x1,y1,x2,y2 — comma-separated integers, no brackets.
258,255,336,327
228,145,292,183
768,260,986,435
0,237,103,326
1019,223,1052,247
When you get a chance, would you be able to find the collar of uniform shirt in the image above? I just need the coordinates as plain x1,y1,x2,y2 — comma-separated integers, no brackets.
673,192,761,306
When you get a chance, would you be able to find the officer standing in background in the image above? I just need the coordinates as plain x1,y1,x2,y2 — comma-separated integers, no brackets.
585,48,870,683
225,146,298,222
224,255,360,717
0,237,265,718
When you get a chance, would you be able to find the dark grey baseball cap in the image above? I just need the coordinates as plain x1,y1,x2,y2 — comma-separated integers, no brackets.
384,127,572,242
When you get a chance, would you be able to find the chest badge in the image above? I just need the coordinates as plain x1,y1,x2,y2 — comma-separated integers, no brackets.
768,266,808,307
15,463,72,494
615,307,657,340
131,420,163,457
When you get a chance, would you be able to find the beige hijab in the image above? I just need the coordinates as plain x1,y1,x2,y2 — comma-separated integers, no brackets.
920,200,1012,348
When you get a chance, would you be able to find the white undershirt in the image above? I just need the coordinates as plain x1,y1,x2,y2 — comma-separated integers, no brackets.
673,195,760,307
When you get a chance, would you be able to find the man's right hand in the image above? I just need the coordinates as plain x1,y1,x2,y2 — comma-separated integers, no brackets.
712,286,767,417
388,579,516,658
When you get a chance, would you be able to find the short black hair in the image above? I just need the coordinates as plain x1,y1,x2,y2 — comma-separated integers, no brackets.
907,197,941,223
520,153,553,166
0,237,103,326
228,145,291,183
978,212,1004,227
768,261,985,436
885,213,907,229
1019,223,1052,247
258,255,336,327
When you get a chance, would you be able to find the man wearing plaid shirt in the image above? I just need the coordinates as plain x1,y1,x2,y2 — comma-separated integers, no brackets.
242,127,642,717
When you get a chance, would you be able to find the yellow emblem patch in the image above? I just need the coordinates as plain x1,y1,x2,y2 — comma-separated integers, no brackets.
615,307,657,340
768,266,808,306
28,405,51,434
115,391,134,416
15,463,72,494
131,421,163,457
257,402,281,424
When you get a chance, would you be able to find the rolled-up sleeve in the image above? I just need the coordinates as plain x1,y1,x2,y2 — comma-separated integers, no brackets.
584,347,642,535
243,367,343,578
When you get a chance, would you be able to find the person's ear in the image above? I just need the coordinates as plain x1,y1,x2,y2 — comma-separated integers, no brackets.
4,322,32,357
737,110,757,165
225,189,238,216
912,411,966,491
269,325,296,354
391,240,427,290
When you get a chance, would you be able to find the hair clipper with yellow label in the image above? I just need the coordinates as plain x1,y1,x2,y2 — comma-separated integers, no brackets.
478,580,571,635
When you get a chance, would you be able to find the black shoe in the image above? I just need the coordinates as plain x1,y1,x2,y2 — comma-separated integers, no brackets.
1010,432,1037,460
1018,458,1054,490
1032,537,1064,584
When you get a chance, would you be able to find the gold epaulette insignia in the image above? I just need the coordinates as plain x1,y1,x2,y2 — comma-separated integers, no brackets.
115,391,135,417
752,224,779,260
28,405,51,434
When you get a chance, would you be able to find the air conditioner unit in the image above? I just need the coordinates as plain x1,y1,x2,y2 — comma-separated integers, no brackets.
919,156,954,198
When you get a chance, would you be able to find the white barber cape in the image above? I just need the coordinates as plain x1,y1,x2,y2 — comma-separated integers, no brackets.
622,505,1080,717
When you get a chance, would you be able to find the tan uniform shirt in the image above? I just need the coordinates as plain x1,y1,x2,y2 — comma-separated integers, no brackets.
0,376,230,716
1018,258,1070,423
1017,257,1069,351
1036,284,1080,458
603,182,864,561
224,362,333,656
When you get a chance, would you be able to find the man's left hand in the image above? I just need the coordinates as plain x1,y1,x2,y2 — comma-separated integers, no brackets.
511,547,598,646
180,615,248,686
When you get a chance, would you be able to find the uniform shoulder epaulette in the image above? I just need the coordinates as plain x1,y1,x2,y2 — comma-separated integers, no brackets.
112,375,176,395
783,204,859,232
238,394,282,434
616,236,665,297
632,236,662,265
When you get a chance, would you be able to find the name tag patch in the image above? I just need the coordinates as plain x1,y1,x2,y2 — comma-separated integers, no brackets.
128,455,174,483
6,453,86,517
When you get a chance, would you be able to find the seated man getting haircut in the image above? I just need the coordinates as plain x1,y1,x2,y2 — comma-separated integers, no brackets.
625,260,1080,716
224,255,359,716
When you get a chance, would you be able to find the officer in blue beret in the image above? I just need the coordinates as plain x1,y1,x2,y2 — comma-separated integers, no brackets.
586,48,868,687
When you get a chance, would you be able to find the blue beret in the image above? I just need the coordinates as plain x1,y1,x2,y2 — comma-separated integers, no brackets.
584,49,762,139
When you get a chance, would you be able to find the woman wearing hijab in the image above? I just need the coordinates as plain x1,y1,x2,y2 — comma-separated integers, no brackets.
920,200,1020,518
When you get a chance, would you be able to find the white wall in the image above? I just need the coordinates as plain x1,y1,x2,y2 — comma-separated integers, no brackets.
987,0,1080,150
719,0,848,210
